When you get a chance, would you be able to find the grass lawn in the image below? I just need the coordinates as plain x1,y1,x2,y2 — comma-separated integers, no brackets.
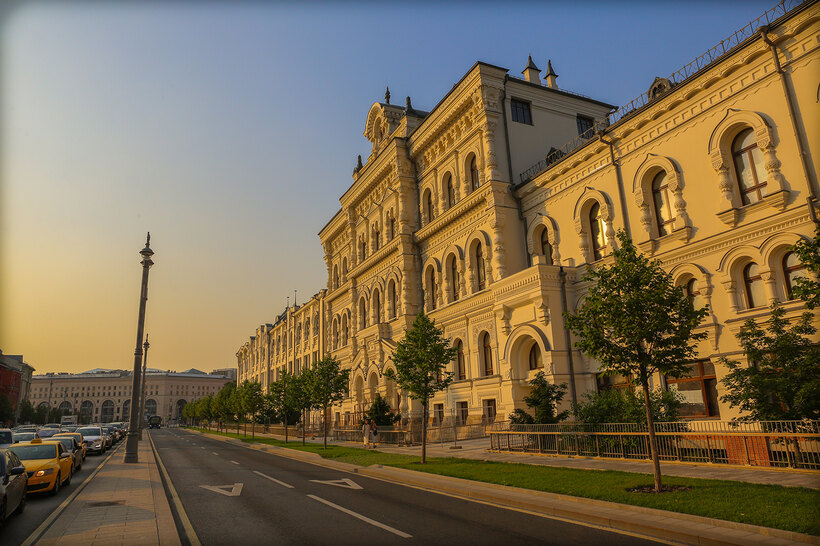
188,427,820,535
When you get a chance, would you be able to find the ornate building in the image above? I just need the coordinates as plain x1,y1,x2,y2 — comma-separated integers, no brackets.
238,0,819,425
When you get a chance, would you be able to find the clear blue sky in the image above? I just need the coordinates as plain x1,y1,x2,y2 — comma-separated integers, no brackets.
0,0,774,373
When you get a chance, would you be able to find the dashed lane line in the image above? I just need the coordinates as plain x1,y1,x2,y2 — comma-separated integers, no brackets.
307,494,412,538
253,470,294,489
230,460,240,465
212,452,219,456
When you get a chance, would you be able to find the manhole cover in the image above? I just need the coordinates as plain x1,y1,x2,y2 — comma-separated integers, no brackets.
86,500,125,507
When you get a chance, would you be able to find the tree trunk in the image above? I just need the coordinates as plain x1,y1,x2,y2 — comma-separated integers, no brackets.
323,406,328,449
642,382,663,492
284,419,288,444
252,416,255,439
421,403,428,464
302,409,306,446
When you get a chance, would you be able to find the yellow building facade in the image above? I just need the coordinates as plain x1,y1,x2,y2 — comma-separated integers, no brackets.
238,1,819,425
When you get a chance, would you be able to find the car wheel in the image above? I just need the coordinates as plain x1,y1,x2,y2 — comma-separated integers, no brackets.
51,475,61,496
15,492,26,515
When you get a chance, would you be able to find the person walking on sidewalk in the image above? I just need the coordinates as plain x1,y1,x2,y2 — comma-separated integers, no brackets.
362,419,371,448
369,420,379,448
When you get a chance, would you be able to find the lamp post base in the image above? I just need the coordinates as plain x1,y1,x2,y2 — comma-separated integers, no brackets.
124,431,140,463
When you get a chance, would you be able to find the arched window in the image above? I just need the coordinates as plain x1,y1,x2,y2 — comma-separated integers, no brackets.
685,278,705,311
732,128,766,205
449,257,459,301
423,191,434,224
444,174,455,210
342,258,348,281
782,251,805,300
528,344,543,370
388,280,398,319
332,319,339,349
341,315,349,345
475,243,486,291
333,265,339,289
455,340,466,380
359,237,367,261
468,155,479,191
589,202,607,261
359,298,368,329
540,228,553,265
146,399,157,417
651,171,674,236
742,262,766,309
101,400,114,423
373,226,381,251
373,290,382,324
481,332,493,376
427,268,437,311
79,401,93,424
304,318,310,340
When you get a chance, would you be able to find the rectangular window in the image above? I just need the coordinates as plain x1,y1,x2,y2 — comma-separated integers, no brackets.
457,401,469,425
510,99,532,124
576,115,594,137
482,399,497,423
596,373,631,391
434,403,444,425
665,360,720,418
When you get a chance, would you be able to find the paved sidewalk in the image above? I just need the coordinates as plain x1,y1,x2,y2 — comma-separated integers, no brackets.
35,440,180,546
214,427,820,489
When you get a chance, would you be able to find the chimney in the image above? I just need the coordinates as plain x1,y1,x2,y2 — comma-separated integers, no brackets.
522,55,541,85
544,60,558,89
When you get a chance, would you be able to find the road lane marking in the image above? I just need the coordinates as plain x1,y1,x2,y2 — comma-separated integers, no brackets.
308,495,411,538
253,470,294,488
199,483,244,497
310,478,363,490
212,452,219,455
149,432,202,546
230,460,240,465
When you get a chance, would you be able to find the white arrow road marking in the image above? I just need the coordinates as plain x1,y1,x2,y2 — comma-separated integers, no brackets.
253,470,294,489
308,495,411,538
199,483,243,497
309,478,363,490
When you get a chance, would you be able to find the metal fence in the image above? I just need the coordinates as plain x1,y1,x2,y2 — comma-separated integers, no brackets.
488,420,820,470
333,422,490,446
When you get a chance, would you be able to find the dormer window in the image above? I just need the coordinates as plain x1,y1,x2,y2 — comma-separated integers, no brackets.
511,99,532,124
577,115,594,138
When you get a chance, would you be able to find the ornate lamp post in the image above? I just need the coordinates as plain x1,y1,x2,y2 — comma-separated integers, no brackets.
138,335,149,440
125,234,154,463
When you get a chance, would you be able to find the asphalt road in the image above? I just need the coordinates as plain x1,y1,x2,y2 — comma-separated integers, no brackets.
153,428,660,545
4,441,121,545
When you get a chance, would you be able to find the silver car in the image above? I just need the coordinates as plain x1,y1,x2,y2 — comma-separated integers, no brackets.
76,426,106,455
0,448,27,526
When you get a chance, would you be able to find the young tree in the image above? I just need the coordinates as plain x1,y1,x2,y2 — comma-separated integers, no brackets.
308,356,350,448
267,372,298,443
291,370,315,446
572,387,682,425
239,381,264,438
720,304,820,421
18,399,35,424
0,394,13,425
565,230,708,492
365,393,401,427
508,372,568,425
790,225,820,309
213,382,237,434
385,312,457,463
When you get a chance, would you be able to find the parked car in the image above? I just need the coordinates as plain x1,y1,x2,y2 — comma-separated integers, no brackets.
101,426,117,446
0,448,27,526
54,433,87,460
36,429,60,439
148,416,162,429
8,439,73,495
45,438,83,473
0,429,13,449
42,424,62,430
12,432,36,444
76,426,106,455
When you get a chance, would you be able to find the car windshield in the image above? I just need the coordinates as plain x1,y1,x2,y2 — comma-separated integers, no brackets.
37,429,59,438
77,428,102,438
50,438,74,451
9,444,58,460
0,431,12,444
13,432,36,442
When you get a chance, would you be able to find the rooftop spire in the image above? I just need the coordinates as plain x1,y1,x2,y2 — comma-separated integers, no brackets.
405,96,412,111
384,86,391,104
522,54,541,85
544,59,558,89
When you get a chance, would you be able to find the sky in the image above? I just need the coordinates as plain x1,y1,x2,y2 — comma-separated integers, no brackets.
0,0,776,375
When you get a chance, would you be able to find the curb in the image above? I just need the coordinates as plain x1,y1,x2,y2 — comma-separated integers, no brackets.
187,428,820,546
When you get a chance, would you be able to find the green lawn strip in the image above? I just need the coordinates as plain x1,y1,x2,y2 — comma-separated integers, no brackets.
188,427,819,535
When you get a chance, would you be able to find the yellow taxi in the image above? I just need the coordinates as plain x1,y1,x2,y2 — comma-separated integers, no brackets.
54,432,87,460
8,438,73,495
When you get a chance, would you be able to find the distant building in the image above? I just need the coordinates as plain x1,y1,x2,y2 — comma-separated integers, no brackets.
211,368,237,382
29,368,232,424
0,351,35,422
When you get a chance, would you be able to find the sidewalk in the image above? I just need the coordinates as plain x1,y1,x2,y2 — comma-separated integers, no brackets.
34,439,180,546
213,427,820,489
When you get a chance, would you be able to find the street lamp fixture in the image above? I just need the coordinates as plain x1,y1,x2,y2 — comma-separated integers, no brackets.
125,233,154,463
138,335,150,440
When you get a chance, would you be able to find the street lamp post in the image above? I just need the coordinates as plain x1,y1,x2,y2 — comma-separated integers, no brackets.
138,335,149,440
125,233,154,463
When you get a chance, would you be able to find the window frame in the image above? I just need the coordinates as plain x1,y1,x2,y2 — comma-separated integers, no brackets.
576,115,594,137
782,251,805,301
731,128,767,206
742,262,765,309
665,360,720,418
510,99,532,125
589,202,607,261
481,332,493,376
651,171,675,237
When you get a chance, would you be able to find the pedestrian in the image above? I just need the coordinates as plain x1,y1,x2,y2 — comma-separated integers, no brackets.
362,418,370,448
369,420,378,448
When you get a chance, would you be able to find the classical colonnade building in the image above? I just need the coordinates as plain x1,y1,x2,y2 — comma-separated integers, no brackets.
238,1,820,425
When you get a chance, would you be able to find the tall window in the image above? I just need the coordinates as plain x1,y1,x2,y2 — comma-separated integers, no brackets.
373,227,381,251
685,278,705,311
482,399,497,423
359,299,368,329
540,228,553,265
450,257,459,301
742,262,766,309
373,290,381,324
455,341,466,380
782,251,805,300
427,268,437,311
732,128,767,205
589,202,607,261
481,332,493,376
528,344,542,370
457,401,469,425
424,191,434,224
475,243,486,291
469,155,479,191
387,215,396,240
359,237,367,261
388,281,398,319
333,266,339,289
444,174,455,210
665,361,720,418
652,171,674,236
510,99,532,124
576,115,594,137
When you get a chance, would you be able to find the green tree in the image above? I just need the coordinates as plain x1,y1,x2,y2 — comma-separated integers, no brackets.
790,225,820,309
365,393,401,427
508,372,568,424
213,382,238,434
267,372,298,443
720,304,820,421
0,394,13,425
34,404,48,425
199,394,214,429
572,387,682,424
18,399,35,424
291,369,315,446
565,230,708,492
385,312,457,463
308,356,350,448
239,381,264,438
